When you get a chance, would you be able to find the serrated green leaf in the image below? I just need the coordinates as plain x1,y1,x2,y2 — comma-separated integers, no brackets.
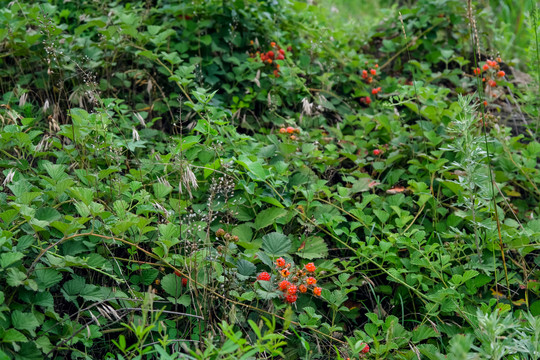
296,236,328,259
261,232,291,257
237,259,256,276
0,252,24,268
1,328,27,343
11,310,40,335
34,265,63,289
34,207,61,223
412,325,440,343
254,208,287,230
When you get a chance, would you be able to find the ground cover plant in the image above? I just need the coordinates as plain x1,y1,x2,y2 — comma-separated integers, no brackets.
0,0,539,359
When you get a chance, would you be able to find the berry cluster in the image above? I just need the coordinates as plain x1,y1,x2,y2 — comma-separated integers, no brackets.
472,57,506,105
250,41,288,77
256,259,322,304
359,63,381,106
278,126,301,140
215,228,239,242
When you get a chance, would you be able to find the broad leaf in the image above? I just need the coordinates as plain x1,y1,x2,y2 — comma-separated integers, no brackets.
261,232,291,257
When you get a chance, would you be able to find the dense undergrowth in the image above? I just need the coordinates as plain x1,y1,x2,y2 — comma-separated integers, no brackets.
0,0,540,359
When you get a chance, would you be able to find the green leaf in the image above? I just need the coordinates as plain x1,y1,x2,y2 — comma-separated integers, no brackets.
35,207,61,223
34,265,63,289
296,236,328,259
412,325,440,343
1,329,27,343
0,252,24,268
161,273,184,298
261,232,291,257
11,311,40,335
254,207,287,230
237,259,256,276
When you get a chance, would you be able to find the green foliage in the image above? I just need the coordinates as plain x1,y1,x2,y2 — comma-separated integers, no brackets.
0,0,538,359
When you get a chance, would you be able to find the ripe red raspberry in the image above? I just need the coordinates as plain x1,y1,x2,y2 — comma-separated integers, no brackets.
299,284,307,293
267,51,275,59
257,272,271,281
270,42,276,47
276,257,286,267
279,48,285,55
175,270,181,277
313,287,322,296
488,79,497,87
483,100,488,107
182,278,188,286
362,70,368,78
473,67,481,75
286,126,295,134
305,263,316,272
279,128,287,134
285,294,298,303
273,69,279,77
370,68,377,75
277,53,284,60
482,64,489,71
362,344,370,353
497,70,505,78
288,285,298,295
306,277,317,285
373,149,381,156
279,280,291,291
267,59,273,64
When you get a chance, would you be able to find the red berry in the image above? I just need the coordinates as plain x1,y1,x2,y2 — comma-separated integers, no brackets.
279,48,285,55
270,42,276,47
482,64,489,71
483,100,488,106
306,277,317,285
362,70,368,78
182,278,188,286
373,149,381,156
299,284,307,293
473,67,481,75
279,128,287,134
313,287,322,296
370,68,377,75
267,51,275,59
285,294,297,303
488,79,497,87
279,280,291,291
257,272,271,281
277,53,284,60
273,69,279,77
497,70,505,78
288,285,298,295
362,344,370,353
286,126,295,134
305,263,316,272
175,270,181,277
364,96,371,104
276,257,286,267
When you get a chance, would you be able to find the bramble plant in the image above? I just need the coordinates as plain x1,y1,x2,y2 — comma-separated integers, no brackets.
0,0,539,359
